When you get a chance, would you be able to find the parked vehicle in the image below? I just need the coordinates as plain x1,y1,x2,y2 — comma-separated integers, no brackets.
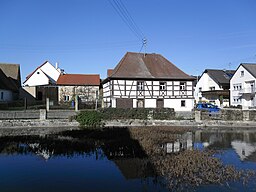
196,103,220,112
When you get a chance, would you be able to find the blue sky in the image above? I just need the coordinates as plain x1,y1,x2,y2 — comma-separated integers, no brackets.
1,0,256,82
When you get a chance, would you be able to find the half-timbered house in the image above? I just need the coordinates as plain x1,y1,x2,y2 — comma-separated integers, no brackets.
102,52,195,111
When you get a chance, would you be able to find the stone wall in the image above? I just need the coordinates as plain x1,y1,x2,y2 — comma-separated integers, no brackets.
0,110,40,119
47,110,77,119
198,109,251,121
0,110,77,120
175,111,194,120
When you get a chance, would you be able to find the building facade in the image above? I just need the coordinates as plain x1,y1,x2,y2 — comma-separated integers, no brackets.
0,63,21,101
194,69,234,107
22,61,63,103
57,74,100,106
102,52,195,111
230,63,256,109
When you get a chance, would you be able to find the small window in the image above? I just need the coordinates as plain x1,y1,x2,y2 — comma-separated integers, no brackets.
210,86,215,91
137,81,144,91
181,100,186,107
159,82,166,91
37,71,40,74
199,87,202,92
241,71,244,77
180,82,186,90
64,95,70,102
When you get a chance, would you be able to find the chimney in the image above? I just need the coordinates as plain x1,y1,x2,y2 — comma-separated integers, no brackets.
55,62,58,69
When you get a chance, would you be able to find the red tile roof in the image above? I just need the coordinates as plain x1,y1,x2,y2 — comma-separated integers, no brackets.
57,74,100,86
108,52,195,80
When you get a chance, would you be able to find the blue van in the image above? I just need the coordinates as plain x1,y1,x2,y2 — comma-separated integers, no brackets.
196,103,220,112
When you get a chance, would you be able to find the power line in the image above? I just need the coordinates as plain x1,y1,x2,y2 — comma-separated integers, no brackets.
107,0,145,40
0,40,141,53
118,0,145,38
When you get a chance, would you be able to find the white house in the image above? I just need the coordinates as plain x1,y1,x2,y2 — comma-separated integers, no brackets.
22,61,63,103
23,61,62,86
102,52,195,111
195,69,235,107
230,63,256,109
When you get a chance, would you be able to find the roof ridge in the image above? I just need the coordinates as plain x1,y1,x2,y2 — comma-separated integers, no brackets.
110,52,129,77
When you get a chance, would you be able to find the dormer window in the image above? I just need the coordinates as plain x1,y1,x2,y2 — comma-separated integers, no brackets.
241,71,244,77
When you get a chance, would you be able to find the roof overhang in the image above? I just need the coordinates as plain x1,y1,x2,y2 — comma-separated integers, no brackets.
202,90,230,97
102,76,196,84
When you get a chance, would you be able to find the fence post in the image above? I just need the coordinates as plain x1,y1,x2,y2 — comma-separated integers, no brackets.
195,110,201,122
243,110,250,121
46,98,50,112
75,95,79,111
40,109,47,120
24,97,27,110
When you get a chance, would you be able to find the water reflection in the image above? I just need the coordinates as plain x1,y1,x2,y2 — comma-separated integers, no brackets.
194,130,256,162
1,128,256,191
0,128,156,179
162,132,193,153
160,129,256,163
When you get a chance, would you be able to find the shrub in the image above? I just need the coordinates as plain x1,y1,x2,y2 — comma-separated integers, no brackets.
76,110,103,128
99,108,175,120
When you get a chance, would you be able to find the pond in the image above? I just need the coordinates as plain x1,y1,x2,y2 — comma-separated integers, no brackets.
0,127,256,191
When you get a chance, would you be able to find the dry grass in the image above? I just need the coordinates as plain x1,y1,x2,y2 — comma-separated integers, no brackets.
128,126,255,190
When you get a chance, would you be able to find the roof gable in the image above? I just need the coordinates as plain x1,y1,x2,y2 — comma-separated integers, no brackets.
241,63,256,78
203,69,235,86
109,52,194,80
23,61,61,85
0,69,18,91
0,63,21,88
57,74,100,86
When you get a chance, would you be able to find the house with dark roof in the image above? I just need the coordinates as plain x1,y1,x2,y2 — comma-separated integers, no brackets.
195,69,235,107
57,74,100,105
0,63,21,101
102,52,195,111
230,63,256,109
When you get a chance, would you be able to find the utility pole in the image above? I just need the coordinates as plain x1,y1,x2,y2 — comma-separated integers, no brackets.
143,38,147,57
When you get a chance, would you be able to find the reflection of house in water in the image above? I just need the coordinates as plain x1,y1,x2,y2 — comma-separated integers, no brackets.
163,132,193,153
28,143,54,160
194,130,256,162
101,137,156,179
231,141,256,161
194,130,224,149
114,158,155,180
